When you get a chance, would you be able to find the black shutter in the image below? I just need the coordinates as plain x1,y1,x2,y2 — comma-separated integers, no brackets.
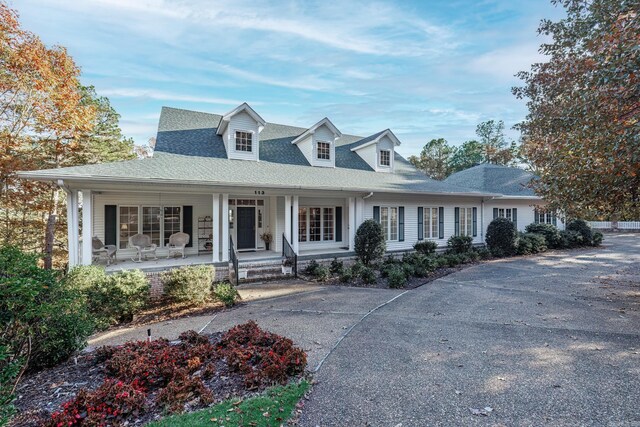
183,206,193,247
335,206,343,242
417,207,424,240
373,206,380,223
454,207,460,236
512,208,518,230
105,205,117,246
534,208,539,223
438,207,444,239
472,207,477,237
399,207,404,242
493,208,499,219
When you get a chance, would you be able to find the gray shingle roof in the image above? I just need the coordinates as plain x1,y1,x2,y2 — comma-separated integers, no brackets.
18,106,496,196
444,164,538,197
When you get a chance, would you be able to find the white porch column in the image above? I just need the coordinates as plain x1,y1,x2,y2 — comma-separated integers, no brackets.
212,194,220,262
348,197,356,251
284,196,292,244
269,196,279,252
292,195,299,254
81,190,93,265
221,194,229,262
356,198,365,227
66,190,79,268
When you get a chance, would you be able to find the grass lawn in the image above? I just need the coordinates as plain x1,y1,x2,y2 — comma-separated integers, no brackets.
148,380,310,427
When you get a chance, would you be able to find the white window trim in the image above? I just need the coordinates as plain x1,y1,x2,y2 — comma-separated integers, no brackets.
380,206,399,242
234,129,254,153
423,207,439,239
117,204,183,250
379,149,391,168
298,206,336,243
497,208,513,221
458,207,474,237
316,141,331,161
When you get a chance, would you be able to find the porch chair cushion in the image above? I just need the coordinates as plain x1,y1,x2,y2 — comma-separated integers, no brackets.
92,237,117,266
167,232,190,259
128,234,158,262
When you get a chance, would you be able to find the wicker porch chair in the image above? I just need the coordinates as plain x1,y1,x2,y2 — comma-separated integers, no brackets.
92,237,117,266
167,232,190,259
128,234,158,262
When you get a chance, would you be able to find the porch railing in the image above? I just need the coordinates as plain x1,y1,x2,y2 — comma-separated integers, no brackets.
229,236,239,286
282,233,297,278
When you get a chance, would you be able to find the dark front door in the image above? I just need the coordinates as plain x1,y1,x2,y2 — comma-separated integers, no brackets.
236,207,256,250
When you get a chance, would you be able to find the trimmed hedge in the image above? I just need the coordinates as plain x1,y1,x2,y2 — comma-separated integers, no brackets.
354,219,386,265
161,265,214,305
447,235,473,254
486,218,518,257
525,223,563,248
414,240,438,255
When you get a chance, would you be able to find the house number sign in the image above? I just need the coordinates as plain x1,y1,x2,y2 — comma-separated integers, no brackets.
254,190,265,195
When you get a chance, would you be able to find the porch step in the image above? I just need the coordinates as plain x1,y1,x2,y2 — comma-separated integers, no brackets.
235,258,293,283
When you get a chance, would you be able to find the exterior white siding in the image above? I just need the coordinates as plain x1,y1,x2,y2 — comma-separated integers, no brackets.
311,125,336,168
483,199,565,235
295,135,313,166
354,136,395,172
225,111,260,161
363,194,484,252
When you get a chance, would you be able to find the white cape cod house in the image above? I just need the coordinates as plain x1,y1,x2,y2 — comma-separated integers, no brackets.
18,103,557,278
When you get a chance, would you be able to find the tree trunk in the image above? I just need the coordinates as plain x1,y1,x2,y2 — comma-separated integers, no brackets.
43,213,56,269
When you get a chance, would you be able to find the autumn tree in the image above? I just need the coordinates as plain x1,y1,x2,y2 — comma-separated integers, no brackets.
0,3,135,267
514,0,640,219
408,138,454,180
475,120,517,165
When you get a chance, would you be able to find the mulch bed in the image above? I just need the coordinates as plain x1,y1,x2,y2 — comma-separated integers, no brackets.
9,331,282,427
301,263,476,290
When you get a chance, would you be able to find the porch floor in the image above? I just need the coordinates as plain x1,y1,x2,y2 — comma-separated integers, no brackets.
102,248,353,273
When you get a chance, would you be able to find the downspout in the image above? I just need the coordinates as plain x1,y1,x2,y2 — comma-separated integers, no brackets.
362,192,373,199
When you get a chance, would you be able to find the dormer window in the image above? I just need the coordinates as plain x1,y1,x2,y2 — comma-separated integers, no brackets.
317,141,331,160
235,131,253,152
379,149,391,167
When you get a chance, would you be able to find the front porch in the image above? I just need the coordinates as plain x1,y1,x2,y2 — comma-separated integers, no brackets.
103,247,353,274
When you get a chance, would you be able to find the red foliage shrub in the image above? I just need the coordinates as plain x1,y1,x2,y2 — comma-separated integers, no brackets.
155,369,213,414
47,379,146,427
217,321,307,388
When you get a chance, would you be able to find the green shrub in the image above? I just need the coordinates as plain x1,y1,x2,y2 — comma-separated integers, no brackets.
355,219,386,265
329,258,345,275
360,267,377,284
467,251,480,262
526,233,548,253
434,255,450,268
591,231,604,246
0,246,94,389
339,270,353,283
387,266,407,289
476,248,492,260
350,261,366,277
314,266,330,281
567,219,593,244
66,266,149,329
560,230,584,248
161,265,214,305
447,235,473,254
486,218,518,257
414,240,438,255
213,282,240,307
525,223,563,248
516,233,533,255
304,259,321,276
401,262,415,278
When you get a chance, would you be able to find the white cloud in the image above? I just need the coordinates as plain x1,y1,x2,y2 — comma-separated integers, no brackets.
468,43,547,80
99,88,251,105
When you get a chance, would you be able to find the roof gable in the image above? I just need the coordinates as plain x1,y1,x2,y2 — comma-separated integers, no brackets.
216,102,266,135
291,117,342,145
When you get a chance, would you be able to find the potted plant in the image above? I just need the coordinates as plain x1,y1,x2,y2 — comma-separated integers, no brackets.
282,257,294,274
260,231,273,251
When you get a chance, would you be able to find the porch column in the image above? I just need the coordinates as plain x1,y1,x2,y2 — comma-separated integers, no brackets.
292,195,299,254
81,190,93,265
270,196,279,252
284,196,292,244
212,194,220,262
221,194,229,262
348,197,356,251
66,190,79,268
356,198,365,227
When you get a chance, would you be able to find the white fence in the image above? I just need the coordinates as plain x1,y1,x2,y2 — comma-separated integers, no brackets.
588,221,640,230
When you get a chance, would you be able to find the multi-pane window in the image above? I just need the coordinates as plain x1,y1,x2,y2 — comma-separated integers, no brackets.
323,208,334,240
235,131,252,152
536,210,555,224
379,150,391,167
163,207,181,246
298,207,335,242
119,206,139,249
142,207,161,246
380,207,399,241
298,208,307,242
424,207,439,238
309,208,321,242
498,208,513,221
317,142,331,160
458,207,473,236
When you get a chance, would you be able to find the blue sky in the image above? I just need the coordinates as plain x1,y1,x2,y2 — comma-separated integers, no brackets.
16,0,564,157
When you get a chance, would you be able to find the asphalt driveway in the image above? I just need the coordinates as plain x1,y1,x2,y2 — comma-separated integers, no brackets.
299,234,640,426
